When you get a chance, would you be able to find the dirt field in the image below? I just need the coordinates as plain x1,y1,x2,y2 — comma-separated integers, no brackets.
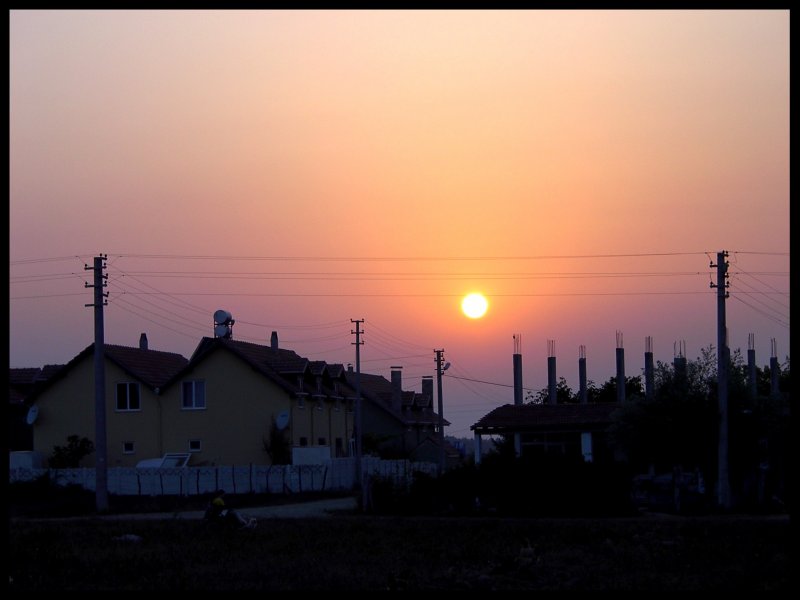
9,511,791,591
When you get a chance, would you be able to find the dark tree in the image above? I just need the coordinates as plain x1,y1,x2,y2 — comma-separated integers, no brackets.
526,376,577,404
608,345,790,510
590,374,644,404
263,418,291,465
48,435,94,468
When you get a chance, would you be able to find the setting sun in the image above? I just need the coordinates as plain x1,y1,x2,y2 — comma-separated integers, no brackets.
461,292,489,319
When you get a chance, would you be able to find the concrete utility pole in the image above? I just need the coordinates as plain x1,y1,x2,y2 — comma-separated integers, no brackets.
644,336,655,402
710,251,731,509
85,255,109,512
351,319,364,506
615,331,626,403
513,335,523,456
435,349,447,475
547,339,557,405
578,345,588,404
770,338,780,398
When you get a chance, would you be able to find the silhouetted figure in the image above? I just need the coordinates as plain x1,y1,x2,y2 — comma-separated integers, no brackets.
204,489,256,530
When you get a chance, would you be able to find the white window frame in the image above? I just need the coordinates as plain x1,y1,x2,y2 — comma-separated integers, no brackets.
116,382,141,412
182,380,206,410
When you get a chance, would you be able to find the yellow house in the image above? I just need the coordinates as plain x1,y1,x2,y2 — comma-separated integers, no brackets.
28,331,453,468
161,336,357,466
30,336,188,468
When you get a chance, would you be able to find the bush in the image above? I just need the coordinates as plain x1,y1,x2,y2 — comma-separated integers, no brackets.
48,435,94,468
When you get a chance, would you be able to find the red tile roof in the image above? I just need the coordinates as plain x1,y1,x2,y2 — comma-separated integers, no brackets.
103,345,188,389
184,337,355,398
26,344,189,399
344,371,448,426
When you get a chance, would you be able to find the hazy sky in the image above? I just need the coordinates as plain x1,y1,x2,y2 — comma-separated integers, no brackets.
9,10,790,437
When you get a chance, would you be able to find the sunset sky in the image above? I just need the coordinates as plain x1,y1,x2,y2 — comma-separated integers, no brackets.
9,10,790,437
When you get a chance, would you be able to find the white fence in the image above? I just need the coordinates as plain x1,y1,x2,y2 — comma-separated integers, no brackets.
8,457,438,497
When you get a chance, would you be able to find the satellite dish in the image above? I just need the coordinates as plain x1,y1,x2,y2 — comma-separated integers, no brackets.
275,411,290,431
26,405,39,425
214,309,232,324
214,323,230,338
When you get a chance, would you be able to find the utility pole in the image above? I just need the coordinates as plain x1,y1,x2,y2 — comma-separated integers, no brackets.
710,250,731,509
85,255,109,512
435,349,446,475
351,319,364,507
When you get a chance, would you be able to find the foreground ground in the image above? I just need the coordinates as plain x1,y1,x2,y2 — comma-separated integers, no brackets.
8,508,791,591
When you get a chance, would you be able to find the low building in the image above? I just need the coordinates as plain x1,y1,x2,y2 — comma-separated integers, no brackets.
471,402,621,465
345,366,451,464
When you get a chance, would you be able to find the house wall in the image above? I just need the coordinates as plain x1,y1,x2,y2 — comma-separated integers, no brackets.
160,350,291,466
363,403,400,438
32,356,162,468
291,394,312,450
402,424,437,458
30,344,419,468
107,362,163,467
328,397,353,457
362,404,409,456
291,393,353,459
407,435,439,464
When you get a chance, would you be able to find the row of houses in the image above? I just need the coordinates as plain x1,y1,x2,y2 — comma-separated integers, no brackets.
17,329,726,474
10,331,463,470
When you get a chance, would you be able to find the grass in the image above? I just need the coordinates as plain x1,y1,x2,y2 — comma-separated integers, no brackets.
9,512,791,591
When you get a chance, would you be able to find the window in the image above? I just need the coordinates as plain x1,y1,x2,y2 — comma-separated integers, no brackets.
318,437,326,446
299,437,308,447
189,439,202,452
116,382,141,411
122,441,135,454
161,453,190,467
182,380,206,409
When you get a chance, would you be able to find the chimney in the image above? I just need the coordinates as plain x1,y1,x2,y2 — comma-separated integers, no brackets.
270,331,279,350
139,333,148,350
391,366,403,411
422,376,433,410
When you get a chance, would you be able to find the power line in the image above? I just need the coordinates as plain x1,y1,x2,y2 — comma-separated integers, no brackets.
9,255,93,266
89,270,718,280
75,290,716,297
11,250,789,267
729,294,790,329
105,251,715,261
444,373,538,392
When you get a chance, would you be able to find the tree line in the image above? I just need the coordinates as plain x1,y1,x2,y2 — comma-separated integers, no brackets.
522,345,790,511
